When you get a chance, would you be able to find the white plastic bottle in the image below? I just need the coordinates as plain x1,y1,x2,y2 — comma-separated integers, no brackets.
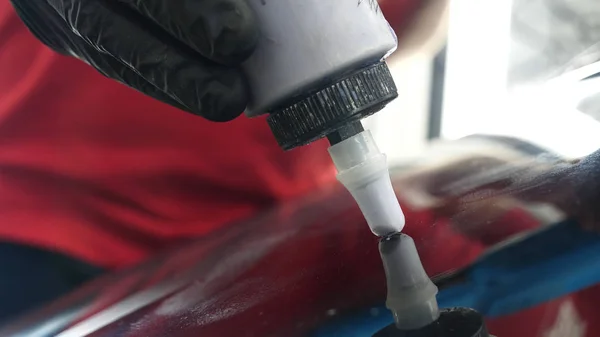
242,0,399,150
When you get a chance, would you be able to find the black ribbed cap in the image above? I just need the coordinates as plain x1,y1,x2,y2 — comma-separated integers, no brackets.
267,61,398,150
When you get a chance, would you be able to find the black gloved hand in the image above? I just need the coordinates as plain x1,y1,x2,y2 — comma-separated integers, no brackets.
10,0,258,122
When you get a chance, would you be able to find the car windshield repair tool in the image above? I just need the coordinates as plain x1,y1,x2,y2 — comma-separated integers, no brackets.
241,1,489,336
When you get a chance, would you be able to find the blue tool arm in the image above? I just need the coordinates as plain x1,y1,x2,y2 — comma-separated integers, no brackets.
312,220,600,336
438,219,600,317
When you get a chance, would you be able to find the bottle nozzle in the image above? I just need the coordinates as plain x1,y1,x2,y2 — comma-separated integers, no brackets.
328,129,405,236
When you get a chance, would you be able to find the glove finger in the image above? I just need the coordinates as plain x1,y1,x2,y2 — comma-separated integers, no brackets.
12,0,194,114
47,0,248,121
116,0,259,65
106,66,197,115
73,38,198,114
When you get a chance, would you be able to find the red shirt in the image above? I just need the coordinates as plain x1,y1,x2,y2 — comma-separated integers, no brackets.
0,2,336,268
0,0,426,269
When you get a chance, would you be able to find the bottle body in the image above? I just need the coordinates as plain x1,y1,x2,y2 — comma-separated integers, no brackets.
242,0,398,117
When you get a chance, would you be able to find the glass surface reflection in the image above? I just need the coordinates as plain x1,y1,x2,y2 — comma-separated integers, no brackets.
1,134,599,337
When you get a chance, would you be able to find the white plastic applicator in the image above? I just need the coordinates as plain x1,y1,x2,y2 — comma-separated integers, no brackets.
379,234,440,330
328,129,406,236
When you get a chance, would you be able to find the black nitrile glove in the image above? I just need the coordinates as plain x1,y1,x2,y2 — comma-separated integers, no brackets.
10,0,258,122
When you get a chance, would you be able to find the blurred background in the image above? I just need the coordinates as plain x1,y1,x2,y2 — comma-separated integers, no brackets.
370,0,600,163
